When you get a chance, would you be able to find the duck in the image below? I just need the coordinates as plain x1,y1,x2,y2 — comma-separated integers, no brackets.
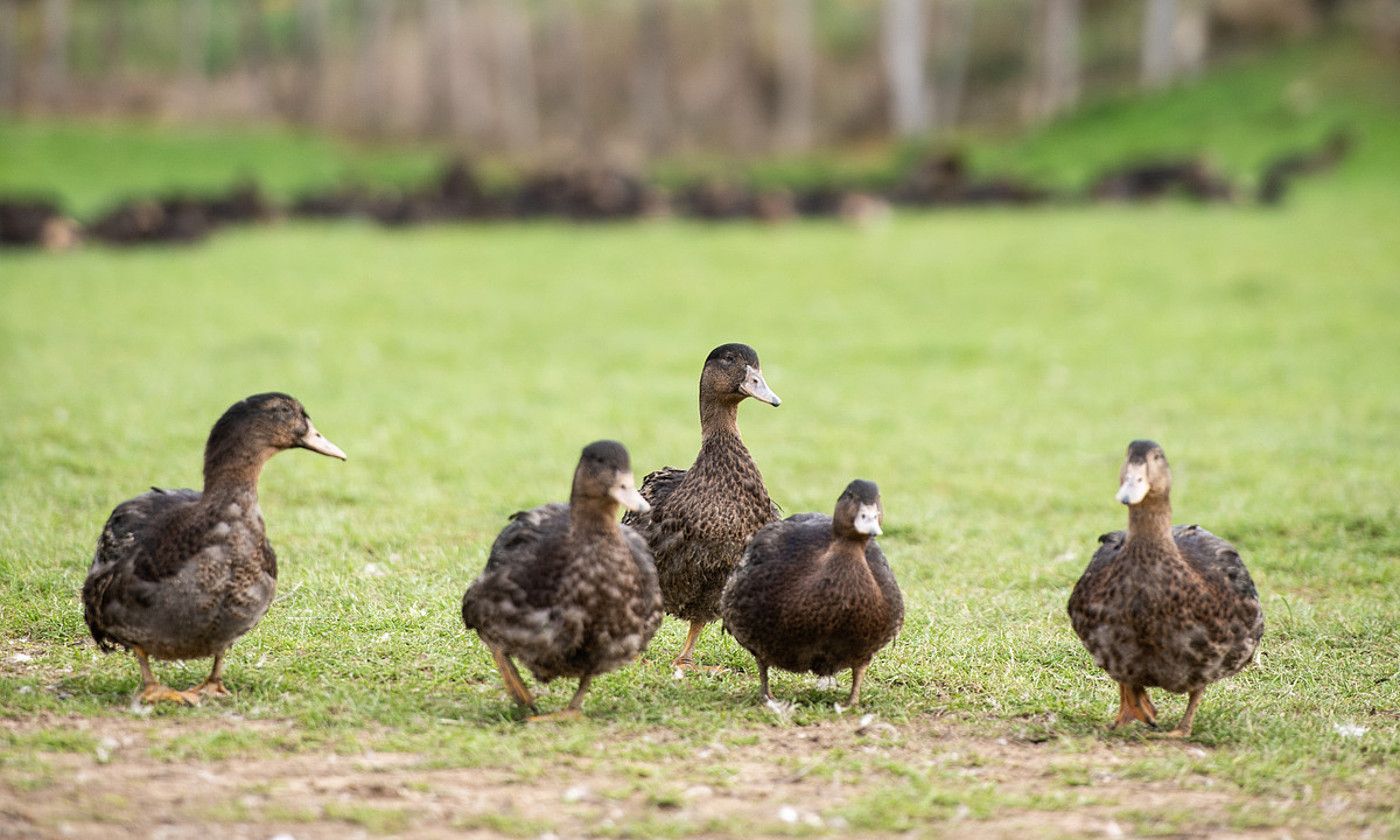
1068,440,1264,737
622,343,781,671
82,393,346,705
721,480,903,706
462,440,662,720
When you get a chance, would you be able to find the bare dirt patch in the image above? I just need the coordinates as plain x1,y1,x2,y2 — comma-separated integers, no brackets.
0,713,1386,839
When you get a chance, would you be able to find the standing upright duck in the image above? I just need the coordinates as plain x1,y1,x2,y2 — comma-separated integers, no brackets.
463,441,662,720
1068,441,1264,737
82,393,346,705
623,343,781,671
721,480,903,706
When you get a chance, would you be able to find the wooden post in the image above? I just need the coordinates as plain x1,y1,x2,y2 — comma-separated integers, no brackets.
775,0,816,151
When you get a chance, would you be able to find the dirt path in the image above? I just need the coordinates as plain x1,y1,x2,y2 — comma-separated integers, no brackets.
0,713,1383,839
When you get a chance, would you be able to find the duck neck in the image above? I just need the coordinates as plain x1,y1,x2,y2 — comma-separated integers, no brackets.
699,396,742,441
1125,496,1174,547
568,498,622,544
202,445,274,505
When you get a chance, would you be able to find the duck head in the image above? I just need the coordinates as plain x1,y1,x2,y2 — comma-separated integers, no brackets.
700,343,781,409
204,393,346,484
1116,440,1171,506
833,479,883,540
572,440,649,514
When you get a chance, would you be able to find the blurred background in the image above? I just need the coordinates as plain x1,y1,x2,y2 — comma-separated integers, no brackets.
1,0,1395,159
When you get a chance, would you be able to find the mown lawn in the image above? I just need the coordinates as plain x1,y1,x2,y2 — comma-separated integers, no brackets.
2,38,1399,839
2,177,1398,835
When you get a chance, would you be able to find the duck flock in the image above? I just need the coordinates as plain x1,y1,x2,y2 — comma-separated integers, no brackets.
1,130,1350,250
81,343,1263,737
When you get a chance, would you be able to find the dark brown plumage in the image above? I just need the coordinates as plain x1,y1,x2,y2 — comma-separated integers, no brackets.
463,441,662,720
721,480,903,706
622,343,781,670
1068,441,1264,737
82,393,346,705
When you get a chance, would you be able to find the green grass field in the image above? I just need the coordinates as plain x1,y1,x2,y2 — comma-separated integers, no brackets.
2,41,1399,839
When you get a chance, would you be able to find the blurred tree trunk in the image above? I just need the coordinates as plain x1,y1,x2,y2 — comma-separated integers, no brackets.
724,0,763,154
632,0,671,157
881,0,931,138
545,0,594,155
356,0,394,135
1026,0,1079,120
1174,0,1210,79
775,0,815,152
179,0,211,115
100,0,126,78
453,1,496,144
493,0,538,151
39,0,70,111
932,0,974,129
0,0,19,111
424,0,461,136
296,0,329,124
1141,0,1177,88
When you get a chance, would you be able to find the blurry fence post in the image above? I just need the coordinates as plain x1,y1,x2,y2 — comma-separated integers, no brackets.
424,0,462,136
932,0,974,129
775,0,816,152
1141,0,1177,88
1174,0,1210,79
723,0,763,154
356,0,394,135
882,0,932,138
633,0,671,158
39,0,69,112
296,0,329,124
544,0,594,156
0,0,18,111
100,0,127,81
493,0,539,152
1026,0,1080,120
179,0,211,116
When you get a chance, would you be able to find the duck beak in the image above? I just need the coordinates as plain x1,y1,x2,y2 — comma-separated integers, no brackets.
299,420,348,461
610,473,649,513
854,503,883,536
1116,462,1147,505
739,365,781,407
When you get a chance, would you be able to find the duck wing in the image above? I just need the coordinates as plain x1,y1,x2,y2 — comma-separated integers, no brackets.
620,523,664,630
1066,530,1126,637
621,466,686,530
1173,524,1261,602
83,487,201,651
463,504,579,643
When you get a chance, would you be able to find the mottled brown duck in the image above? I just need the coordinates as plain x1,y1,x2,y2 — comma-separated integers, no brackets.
622,343,781,671
82,393,346,705
462,441,662,720
721,480,903,706
1068,440,1263,737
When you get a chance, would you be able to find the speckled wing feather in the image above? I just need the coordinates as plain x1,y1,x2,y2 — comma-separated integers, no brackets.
621,467,686,531
1172,525,1259,601
83,487,201,651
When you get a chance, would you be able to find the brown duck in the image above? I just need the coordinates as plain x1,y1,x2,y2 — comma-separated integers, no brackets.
721,480,903,706
82,393,346,705
462,441,662,720
622,343,781,670
1068,440,1263,737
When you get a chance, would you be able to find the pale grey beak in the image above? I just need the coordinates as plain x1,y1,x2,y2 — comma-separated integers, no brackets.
299,420,347,461
739,365,781,407
610,473,649,513
1116,464,1148,505
854,503,883,536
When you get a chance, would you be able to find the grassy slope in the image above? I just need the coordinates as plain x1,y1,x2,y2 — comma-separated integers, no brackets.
2,39,1399,837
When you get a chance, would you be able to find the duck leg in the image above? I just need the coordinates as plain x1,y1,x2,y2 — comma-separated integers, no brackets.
529,675,590,723
1160,689,1204,739
671,621,725,673
189,649,232,699
847,662,870,707
1134,685,1159,726
758,661,774,703
488,643,538,715
1109,681,1155,730
133,646,199,706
